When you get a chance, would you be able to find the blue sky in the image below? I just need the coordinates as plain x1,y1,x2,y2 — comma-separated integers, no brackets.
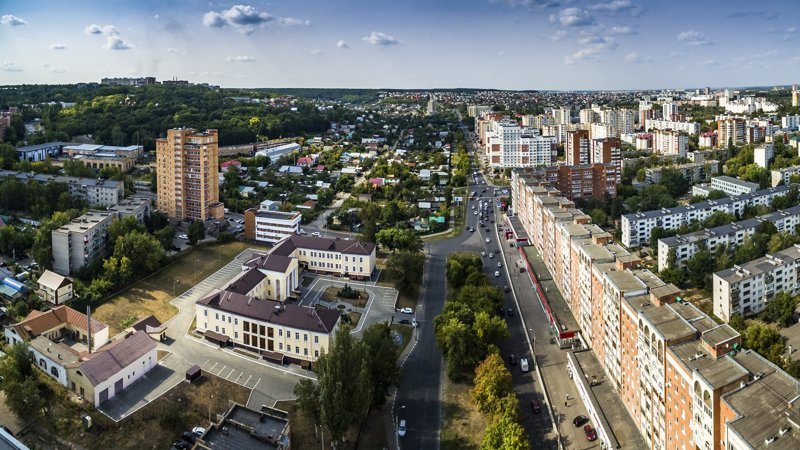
1,0,798,90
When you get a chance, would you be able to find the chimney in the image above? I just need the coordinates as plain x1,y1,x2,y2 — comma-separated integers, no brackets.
86,306,92,354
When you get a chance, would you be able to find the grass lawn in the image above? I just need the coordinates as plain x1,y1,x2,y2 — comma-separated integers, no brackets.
24,371,250,450
274,400,388,450
320,286,368,308
94,241,259,335
440,376,485,450
348,311,362,327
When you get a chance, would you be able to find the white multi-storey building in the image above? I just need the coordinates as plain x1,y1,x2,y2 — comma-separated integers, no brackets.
754,143,774,169
645,119,701,135
484,119,556,168
644,160,718,185
771,165,800,187
781,115,800,130
657,205,800,271
621,185,791,247
713,245,800,321
662,102,679,119
652,129,688,157
244,209,301,244
703,175,760,196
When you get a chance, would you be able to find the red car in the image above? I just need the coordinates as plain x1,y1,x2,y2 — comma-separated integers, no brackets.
530,400,541,414
584,424,597,442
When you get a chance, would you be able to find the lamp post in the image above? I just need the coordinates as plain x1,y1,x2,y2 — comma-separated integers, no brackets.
173,279,179,296
208,394,214,423
394,405,406,450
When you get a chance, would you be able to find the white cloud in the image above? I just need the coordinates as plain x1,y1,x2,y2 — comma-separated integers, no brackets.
564,38,617,64
50,43,67,50
166,47,180,53
1,15,27,26
154,14,160,20
309,49,324,56
558,8,594,26
0,62,22,72
43,63,66,73
498,50,507,55
336,40,350,49
699,59,717,68
488,0,561,7
203,5,308,34
226,55,257,62
104,36,133,50
85,24,119,35
623,51,651,64
550,30,567,41
677,30,712,46
608,25,636,35
588,0,642,15
787,27,797,33
578,35,615,45
363,31,402,46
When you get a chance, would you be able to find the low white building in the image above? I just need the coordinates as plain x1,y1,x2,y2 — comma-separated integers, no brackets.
644,119,700,135
692,176,760,197
243,209,302,244
36,270,73,305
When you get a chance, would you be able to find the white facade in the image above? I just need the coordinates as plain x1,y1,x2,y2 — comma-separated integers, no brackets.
710,176,760,196
621,185,792,247
771,165,800,187
781,115,800,130
652,129,688,157
754,143,774,169
645,119,701,135
484,119,556,168
250,211,301,244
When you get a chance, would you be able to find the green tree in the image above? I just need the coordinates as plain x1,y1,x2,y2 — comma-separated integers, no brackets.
102,255,134,287
293,379,322,438
481,414,529,450
113,230,164,274
315,325,372,445
386,251,424,296
154,225,177,251
744,322,785,364
188,219,206,245
760,292,799,327
108,215,145,242
686,242,714,289
436,316,480,381
472,352,513,417
767,232,800,253
30,211,71,270
361,322,401,408
62,160,93,177
0,343,47,419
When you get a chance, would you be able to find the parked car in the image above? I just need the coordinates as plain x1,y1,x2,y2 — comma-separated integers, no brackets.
494,271,500,277
584,425,597,442
508,354,517,365
481,251,486,257
573,415,589,427
180,431,197,444
485,238,491,243
311,231,322,237
398,419,407,437
411,318,417,328
171,441,191,450
507,308,513,316
398,319,411,325
520,358,529,372
497,262,502,268
530,399,541,414
400,307,414,314
178,234,189,240
489,252,494,258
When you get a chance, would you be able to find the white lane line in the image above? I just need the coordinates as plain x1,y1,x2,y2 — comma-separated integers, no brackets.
244,374,252,386
209,362,218,372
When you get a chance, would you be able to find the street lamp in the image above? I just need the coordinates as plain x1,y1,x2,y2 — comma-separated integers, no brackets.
173,279,179,296
208,394,214,423
394,405,406,450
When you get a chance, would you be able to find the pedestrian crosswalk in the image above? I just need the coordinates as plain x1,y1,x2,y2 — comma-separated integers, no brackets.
382,290,398,308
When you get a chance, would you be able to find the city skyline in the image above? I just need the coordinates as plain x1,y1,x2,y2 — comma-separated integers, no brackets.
1,0,799,90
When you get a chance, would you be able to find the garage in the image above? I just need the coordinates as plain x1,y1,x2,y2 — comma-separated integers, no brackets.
99,388,108,404
114,379,123,394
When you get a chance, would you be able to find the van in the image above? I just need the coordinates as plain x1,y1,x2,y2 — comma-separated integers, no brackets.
520,358,530,372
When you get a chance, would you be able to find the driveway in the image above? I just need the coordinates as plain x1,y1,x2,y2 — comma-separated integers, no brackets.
98,247,314,421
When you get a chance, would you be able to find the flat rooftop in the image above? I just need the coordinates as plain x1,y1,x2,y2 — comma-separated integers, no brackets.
641,306,697,343
670,340,747,389
252,210,301,221
716,245,800,282
199,404,289,450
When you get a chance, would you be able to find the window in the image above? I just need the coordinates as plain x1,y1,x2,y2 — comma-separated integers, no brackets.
204,309,207,316
279,343,283,350
50,366,58,377
304,348,309,356
314,336,319,344
296,332,300,340
315,350,319,357
215,326,219,332
234,318,238,325
80,387,85,396
235,332,238,339
222,328,226,334
215,312,219,320
304,334,308,341
296,346,300,353
279,329,283,337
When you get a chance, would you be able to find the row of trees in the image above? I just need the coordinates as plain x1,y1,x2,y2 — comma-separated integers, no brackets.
473,353,529,449
437,253,508,381
293,323,400,447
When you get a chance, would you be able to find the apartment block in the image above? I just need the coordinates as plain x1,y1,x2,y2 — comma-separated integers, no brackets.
692,175,760,197
566,129,591,166
513,162,620,201
754,143,774,169
51,198,151,275
645,119,701,135
620,185,790,247
713,244,800,322
652,129,688,157
699,132,717,148
657,205,800,271
243,209,302,244
590,137,621,165
644,160,719,185
156,128,224,221
717,118,746,148
771,165,800,187
483,119,556,168
0,170,123,207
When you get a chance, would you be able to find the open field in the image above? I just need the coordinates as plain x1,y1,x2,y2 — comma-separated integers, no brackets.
440,377,485,450
94,241,260,335
21,372,250,450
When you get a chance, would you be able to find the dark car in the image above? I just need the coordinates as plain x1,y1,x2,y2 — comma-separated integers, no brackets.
507,308,513,316
573,415,589,427
531,399,541,414
508,354,517,365
497,306,504,316
181,432,197,444
172,441,191,450
584,424,597,441
398,319,411,325
503,285,510,293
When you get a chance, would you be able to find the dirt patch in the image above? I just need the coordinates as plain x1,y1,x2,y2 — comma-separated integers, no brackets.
320,286,368,308
19,372,250,450
94,241,260,335
440,377,485,450
274,400,389,450
348,311,362,327
157,350,170,361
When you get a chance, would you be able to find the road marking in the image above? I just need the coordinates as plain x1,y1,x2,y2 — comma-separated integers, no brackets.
244,374,252,386
226,369,237,380
253,378,261,390
217,365,226,375
209,362,218,372
201,359,210,368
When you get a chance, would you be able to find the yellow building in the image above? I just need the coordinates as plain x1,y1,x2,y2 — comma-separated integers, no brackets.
156,128,223,221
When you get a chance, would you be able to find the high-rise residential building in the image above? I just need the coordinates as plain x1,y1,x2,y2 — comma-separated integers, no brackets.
754,143,775,168
483,119,556,168
590,122,615,140
717,118,746,148
652,129,688,157
553,107,571,125
590,137,621,165
156,128,224,221
793,84,799,108
662,102,679,120
566,129,591,166
579,108,598,124
618,108,636,134
644,119,700,134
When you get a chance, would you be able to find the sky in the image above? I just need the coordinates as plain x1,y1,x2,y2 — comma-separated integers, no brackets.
1,0,799,90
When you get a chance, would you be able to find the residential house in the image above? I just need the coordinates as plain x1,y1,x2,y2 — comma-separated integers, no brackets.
37,270,74,305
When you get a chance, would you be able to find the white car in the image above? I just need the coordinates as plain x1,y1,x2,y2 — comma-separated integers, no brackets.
494,271,500,277
192,427,207,436
400,307,414,314
520,358,530,372
489,252,494,258
485,238,491,243
311,231,322,237
497,262,502,268
178,234,188,240
398,419,407,437
411,318,417,328
473,211,478,216
481,251,486,256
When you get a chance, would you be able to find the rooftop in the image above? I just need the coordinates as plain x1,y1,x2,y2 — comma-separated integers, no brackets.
198,404,289,450
272,234,375,257
10,305,107,341
641,305,697,343
76,330,157,386
669,340,747,389
249,209,301,221
716,244,800,282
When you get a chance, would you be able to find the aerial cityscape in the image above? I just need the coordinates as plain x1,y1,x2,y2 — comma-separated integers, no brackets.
2,1,800,450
